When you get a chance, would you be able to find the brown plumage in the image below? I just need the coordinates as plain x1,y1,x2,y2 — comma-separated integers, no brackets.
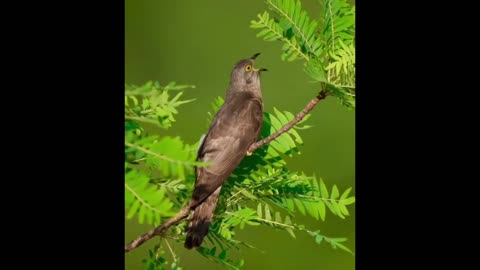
184,54,266,249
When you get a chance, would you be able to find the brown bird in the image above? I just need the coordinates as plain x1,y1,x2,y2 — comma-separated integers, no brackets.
184,53,267,249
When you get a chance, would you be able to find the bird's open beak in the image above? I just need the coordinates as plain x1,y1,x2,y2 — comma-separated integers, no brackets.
250,53,261,60
253,68,268,74
253,67,268,73
251,53,268,73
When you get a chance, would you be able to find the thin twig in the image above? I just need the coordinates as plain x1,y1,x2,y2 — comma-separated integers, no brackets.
125,141,200,167
124,91,328,253
125,115,160,126
164,239,177,263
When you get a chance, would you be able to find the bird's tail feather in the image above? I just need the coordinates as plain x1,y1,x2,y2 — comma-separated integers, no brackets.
184,186,222,249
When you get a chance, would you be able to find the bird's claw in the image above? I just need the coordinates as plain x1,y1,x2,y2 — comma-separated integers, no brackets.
246,151,253,156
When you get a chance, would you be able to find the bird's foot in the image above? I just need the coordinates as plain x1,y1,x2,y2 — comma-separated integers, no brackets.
246,151,253,156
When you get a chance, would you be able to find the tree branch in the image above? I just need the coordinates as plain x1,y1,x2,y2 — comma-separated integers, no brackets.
125,206,190,252
247,90,328,153
124,90,328,253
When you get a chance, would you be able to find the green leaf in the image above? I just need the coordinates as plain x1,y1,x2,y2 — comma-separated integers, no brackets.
294,124,313,130
343,197,355,205
256,203,263,218
304,201,319,220
330,238,354,255
286,228,296,238
273,107,289,125
331,185,339,199
284,215,292,225
339,203,349,216
318,200,326,221
146,207,153,224
311,176,320,196
304,59,327,82
293,198,306,215
320,179,329,198
138,204,146,224
219,249,227,261
265,204,272,221
275,211,282,223
127,200,140,219
331,200,344,219
285,198,294,211
340,187,352,200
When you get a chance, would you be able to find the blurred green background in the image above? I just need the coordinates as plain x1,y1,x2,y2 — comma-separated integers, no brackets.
125,0,355,269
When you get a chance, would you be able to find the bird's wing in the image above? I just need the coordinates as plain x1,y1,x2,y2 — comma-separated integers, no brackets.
191,95,263,206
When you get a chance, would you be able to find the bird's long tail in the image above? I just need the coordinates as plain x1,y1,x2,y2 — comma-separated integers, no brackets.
184,186,222,249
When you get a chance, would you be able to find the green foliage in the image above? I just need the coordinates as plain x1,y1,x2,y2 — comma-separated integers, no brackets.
125,83,355,268
125,81,196,129
125,134,203,181
142,245,168,270
251,0,323,61
321,0,355,50
125,169,175,225
249,172,356,221
125,81,201,228
250,0,356,108
197,246,245,270
142,243,185,270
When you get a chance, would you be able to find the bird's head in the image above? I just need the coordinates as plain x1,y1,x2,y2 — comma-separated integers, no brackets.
230,53,268,88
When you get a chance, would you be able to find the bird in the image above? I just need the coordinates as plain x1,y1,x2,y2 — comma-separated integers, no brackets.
184,53,267,249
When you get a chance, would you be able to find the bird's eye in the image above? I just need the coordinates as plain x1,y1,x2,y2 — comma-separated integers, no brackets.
245,64,252,72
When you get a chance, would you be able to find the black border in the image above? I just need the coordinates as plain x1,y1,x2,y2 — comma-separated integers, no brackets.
356,1,462,268
7,1,125,267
